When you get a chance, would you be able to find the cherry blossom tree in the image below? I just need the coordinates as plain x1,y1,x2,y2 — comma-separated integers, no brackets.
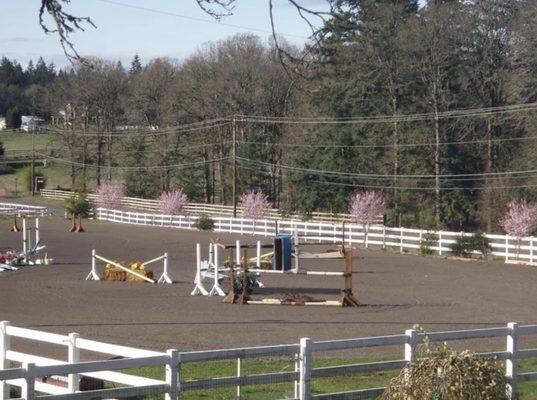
160,189,189,215
95,182,124,209
240,190,272,231
349,191,386,245
500,200,537,258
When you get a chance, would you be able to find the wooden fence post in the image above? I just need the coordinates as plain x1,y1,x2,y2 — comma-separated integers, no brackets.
68,332,80,393
0,321,10,400
22,362,35,400
299,338,312,400
405,329,418,363
506,322,519,399
166,349,180,400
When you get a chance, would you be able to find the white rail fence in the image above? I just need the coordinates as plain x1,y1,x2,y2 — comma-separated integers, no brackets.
39,189,382,224
95,208,537,265
2,321,537,399
0,203,48,217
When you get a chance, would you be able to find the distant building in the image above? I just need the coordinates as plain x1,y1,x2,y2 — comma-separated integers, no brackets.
0,117,5,131
21,116,44,132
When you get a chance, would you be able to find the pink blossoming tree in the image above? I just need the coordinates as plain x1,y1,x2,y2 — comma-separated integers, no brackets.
95,182,124,209
160,189,189,215
240,190,272,231
349,190,386,244
500,200,537,258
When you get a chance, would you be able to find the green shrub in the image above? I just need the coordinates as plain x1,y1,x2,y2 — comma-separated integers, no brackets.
195,214,215,231
451,231,491,258
420,233,438,256
65,193,92,218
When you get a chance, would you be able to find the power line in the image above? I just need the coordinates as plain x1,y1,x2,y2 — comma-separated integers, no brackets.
240,134,537,149
43,120,232,137
37,153,229,170
237,102,537,124
237,164,537,191
94,0,308,40
238,157,537,180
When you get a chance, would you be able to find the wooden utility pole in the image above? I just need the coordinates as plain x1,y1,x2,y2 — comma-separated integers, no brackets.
31,129,35,196
232,116,237,217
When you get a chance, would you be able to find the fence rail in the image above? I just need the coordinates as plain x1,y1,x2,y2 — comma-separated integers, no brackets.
0,203,48,217
2,321,537,399
95,208,537,265
39,189,382,224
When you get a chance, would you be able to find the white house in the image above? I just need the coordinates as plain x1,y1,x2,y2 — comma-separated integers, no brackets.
0,117,6,131
21,115,44,132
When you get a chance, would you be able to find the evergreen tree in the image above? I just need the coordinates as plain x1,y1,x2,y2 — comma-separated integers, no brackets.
129,54,142,75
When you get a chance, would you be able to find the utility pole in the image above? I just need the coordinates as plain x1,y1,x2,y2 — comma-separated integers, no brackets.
31,128,35,196
232,116,237,218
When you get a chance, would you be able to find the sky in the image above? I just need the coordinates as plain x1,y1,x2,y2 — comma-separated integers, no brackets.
1,0,327,68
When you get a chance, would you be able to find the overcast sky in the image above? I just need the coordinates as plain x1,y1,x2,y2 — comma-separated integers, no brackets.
1,0,327,68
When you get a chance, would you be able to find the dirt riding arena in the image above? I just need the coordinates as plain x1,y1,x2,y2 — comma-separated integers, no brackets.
1,218,537,355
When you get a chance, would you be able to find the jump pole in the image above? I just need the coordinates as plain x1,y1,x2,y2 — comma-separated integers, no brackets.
256,241,261,268
209,243,225,296
86,250,101,281
93,252,156,283
22,218,27,255
35,218,40,247
191,244,208,295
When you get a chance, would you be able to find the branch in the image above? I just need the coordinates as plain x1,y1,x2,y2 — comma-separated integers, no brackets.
39,0,96,64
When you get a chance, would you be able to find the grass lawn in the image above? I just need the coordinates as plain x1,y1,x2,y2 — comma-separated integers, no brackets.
0,131,59,152
99,356,537,399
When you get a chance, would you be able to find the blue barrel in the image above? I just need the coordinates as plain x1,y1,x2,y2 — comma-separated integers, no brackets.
273,234,293,271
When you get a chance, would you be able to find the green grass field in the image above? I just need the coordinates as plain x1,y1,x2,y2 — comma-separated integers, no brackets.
106,356,537,399
0,131,59,152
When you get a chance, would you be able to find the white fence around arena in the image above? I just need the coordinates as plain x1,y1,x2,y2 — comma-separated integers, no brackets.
0,203,48,217
1,321,536,399
94,208,537,265
39,189,380,224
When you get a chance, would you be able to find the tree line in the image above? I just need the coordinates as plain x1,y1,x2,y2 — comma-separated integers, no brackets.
2,0,537,233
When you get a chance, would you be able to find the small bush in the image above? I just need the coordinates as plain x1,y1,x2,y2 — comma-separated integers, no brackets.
451,231,491,258
65,194,92,218
195,214,215,231
420,233,437,256
382,338,508,400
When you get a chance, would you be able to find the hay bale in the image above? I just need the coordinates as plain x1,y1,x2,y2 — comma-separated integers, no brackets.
100,263,154,283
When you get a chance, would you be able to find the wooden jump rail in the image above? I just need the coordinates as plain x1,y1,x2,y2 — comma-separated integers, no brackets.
86,250,172,284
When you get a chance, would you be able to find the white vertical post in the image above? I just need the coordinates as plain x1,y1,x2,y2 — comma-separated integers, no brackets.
294,229,300,272
400,227,403,254
165,349,179,400
192,244,208,296
405,329,417,363
506,236,509,262
236,357,242,400
299,338,312,400
531,237,534,264
23,218,27,255
0,321,11,400
256,241,261,268
86,250,100,281
22,362,35,400
35,218,40,245
382,226,386,249
235,240,241,265
68,332,80,393
438,232,443,256
294,353,299,399
506,322,519,399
